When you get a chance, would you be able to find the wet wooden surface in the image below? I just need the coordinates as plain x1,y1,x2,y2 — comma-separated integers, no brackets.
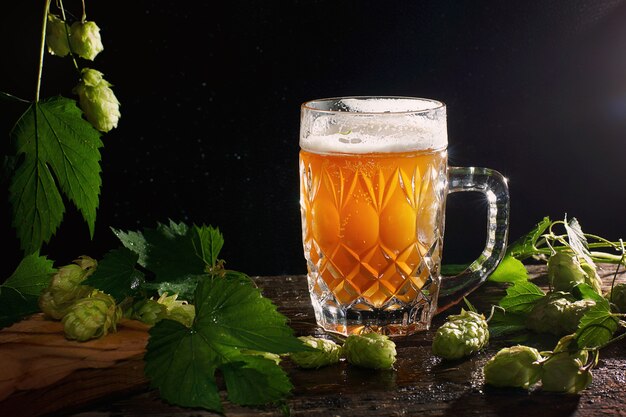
1,264,626,417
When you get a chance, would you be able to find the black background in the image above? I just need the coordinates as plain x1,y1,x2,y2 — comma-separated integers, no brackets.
2,1,626,280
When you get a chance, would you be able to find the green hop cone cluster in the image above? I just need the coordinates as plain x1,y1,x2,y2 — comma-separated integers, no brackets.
484,335,593,393
541,335,593,393
69,20,103,60
432,309,489,360
606,283,626,313
343,333,397,370
526,291,595,336
289,336,342,369
73,68,121,132
46,15,103,60
46,14,70,57
62,290,121,342
483,345,543,389
39,256,97,320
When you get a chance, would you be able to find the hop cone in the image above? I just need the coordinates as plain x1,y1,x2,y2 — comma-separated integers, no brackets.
526,291,595,336
69,20,103,60
156,293,196,327
127,299,167,325
46,14,70,57
542,339,592,394
548,252,587,292
483,345,543,389
73,68,121,132
62,291,121,342
289,336,342,369
606,283,626,313
432,309,489,360
39,256,97,320
241,350,282,365
343,333,397,370
581,262,603,294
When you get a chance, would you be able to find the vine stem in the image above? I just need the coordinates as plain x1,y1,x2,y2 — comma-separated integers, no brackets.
36,0,53,102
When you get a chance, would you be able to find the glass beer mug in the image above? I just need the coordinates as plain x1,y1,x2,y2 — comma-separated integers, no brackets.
299,96,509,336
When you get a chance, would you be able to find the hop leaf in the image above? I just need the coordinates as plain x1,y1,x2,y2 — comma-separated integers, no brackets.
9,97,103,254
289,336,342,369
46,14,70,57
343,333,397,370
432,309,489,360
144,275,310,412
69,20,103,60
73,68,121,132
483,345,543,389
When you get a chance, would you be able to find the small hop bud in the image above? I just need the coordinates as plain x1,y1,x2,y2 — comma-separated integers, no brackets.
289,336,342,369
606,283,626,313
483,345,543,389
432,309,489,360
343,333,397,370
69,20,103,60
46,14,70,57
74,68,121,132
548,252,587,292
38,256,97,320
62,291,121,342
526,291,595,336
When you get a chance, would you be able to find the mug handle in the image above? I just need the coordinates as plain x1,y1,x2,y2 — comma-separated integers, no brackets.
435,166,510,314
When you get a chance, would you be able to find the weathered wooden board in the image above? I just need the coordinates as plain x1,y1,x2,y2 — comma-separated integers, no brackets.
1,264,626,417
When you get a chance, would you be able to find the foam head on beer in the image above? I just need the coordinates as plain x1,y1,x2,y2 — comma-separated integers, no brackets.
300,97,448,154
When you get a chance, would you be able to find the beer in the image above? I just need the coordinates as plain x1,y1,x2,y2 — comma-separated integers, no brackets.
300,146,447,332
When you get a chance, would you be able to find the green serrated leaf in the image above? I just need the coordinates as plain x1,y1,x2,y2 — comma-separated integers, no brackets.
488,255,529,283
506,216,552,260
499,281,545,314
487,310,528,338
572,283,605,302
9,96,103,253
83,247,144,302
114,220,206,282
194,276,308,354
575,298,619,348
191,224,224,268
144,274,309,412
144,319,223,412
221,355,293,406
0,253,56,329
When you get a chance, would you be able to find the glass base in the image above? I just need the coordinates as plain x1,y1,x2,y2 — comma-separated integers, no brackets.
309,291,438,337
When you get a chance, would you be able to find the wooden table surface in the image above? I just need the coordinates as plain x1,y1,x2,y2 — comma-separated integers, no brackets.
1,264,626,417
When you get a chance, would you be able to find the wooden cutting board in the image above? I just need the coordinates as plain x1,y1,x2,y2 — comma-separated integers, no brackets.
0,313,151,416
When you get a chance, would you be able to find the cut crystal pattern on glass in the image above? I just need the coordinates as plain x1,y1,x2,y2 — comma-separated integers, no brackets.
300,149,447,335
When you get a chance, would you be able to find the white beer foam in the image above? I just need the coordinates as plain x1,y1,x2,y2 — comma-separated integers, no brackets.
300,98,448,154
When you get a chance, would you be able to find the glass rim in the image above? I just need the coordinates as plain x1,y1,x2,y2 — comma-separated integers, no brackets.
301,96,446,115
